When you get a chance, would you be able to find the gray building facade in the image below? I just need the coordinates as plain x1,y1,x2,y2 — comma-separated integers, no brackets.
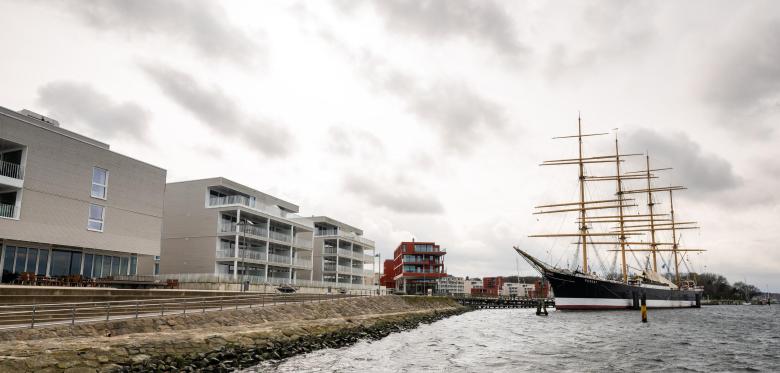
0,107,166,282
302,216,375,286
160,178,314,282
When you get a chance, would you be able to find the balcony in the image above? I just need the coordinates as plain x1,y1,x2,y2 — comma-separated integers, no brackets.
216,249,234,259
292,257,312,268
324,246,337,255
0,203,14,219
315,229,375,247
209,194,254,208
238,249,267,261
323,263,337,272
0,160,23,180
337,265,353,274
268,253,291,265
269,231,292,243
337,248,353,258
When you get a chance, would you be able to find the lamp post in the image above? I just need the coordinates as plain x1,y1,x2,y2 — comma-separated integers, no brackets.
375,252,381,295
237,218,253,292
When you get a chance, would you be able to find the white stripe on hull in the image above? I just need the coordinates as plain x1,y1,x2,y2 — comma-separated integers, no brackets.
556,297,696,309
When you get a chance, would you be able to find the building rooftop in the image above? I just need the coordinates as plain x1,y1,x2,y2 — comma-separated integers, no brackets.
168,177,300,213
307,215,363,235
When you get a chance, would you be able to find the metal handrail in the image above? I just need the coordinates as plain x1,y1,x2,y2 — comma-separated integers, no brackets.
0,291,389,330
0,160,23,179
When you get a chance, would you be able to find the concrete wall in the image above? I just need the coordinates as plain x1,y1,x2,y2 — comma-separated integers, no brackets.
0,108,165,257
161,181,219,274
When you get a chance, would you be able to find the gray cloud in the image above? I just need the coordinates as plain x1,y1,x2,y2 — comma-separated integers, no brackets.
702,16,780,132
326,126,385,158
55,0,260,64
336,0,527,58
36,81,150,141
141,62,290,157
357,54,507,154
624,128,741,194
344,174,444,214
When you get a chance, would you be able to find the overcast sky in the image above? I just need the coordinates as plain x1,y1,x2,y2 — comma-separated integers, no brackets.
1,1,778,290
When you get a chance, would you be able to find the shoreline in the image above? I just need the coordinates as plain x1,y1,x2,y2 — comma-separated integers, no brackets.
0,296,468,373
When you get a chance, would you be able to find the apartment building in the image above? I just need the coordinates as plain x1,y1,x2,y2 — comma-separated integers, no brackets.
391,241,446,295
300,216,375,286
436,275,465,296
464,277,482,295
0,107,166,282
160,178,314,283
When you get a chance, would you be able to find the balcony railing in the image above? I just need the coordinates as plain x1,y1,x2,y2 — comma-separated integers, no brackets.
337,248,353,258
0,203,14,218
0,160,23,180
294,237,312,248
337,265,353,274
323,263,337,272
209,195,254,208
238,249,267,261
292,257,312,268
216,249,234,258
324,246,337,255
268,253,291,265
241,224,268,237
269,231,292,243
315,229,375,247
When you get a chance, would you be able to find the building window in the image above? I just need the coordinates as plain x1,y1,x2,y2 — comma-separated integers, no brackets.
87,204,105,231
91,167,108,199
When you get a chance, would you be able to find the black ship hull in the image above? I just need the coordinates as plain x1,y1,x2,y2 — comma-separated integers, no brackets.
543,268,702,310
514,247,702,310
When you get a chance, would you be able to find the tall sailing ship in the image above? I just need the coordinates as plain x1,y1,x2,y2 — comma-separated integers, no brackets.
514,117,705,310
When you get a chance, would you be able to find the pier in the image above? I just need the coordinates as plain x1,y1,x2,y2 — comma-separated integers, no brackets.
454,297,555,309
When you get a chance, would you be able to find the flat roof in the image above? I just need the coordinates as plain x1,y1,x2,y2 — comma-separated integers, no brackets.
308,215,363,235
167,177,300,213
0,106,166,172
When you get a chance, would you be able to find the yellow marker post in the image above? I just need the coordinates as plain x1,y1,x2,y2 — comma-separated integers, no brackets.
641,293,648,323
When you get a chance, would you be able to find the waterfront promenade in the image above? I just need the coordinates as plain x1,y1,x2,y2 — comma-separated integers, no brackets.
0,296,465,372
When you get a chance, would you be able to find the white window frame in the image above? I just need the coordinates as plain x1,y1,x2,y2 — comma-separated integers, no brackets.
91,167,109,200
87,204,105,232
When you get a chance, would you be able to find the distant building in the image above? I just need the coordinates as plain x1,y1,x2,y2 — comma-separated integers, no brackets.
528,280,551,298
302,216,375,286
0,107,166,282
380,259,395,289
391,241,446,294
464,277,482,295
160,177,313,282
470,276,506,297
436,275,465,296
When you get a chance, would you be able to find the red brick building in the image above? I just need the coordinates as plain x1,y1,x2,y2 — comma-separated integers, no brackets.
529,279,551,298
470,276,506,297
391,241,446,295
379,259,395,289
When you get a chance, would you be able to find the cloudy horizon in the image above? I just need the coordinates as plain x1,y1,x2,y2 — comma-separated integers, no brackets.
1,1,778,290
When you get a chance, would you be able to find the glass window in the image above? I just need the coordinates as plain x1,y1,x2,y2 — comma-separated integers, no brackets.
50,250,71,277
15,247,27,273
101,255,111,277
88,204,105,231
83,254,94,278
69,252,82,276
111,256,120,276
93,255,103,278
91,167,108,199
130,256,137,275
3,246,14,273
37,249,48,276
26,248,37,274
119,257,128,275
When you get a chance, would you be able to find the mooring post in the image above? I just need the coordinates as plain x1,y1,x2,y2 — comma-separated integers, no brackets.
641,293,648,323
30,304,36,329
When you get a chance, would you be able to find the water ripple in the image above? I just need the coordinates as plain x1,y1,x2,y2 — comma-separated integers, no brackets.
242,305,779,372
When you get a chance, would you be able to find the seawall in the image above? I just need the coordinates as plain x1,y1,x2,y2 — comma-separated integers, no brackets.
0,296,466,372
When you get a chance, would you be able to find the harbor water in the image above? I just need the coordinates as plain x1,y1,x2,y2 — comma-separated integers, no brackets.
243,305,779,372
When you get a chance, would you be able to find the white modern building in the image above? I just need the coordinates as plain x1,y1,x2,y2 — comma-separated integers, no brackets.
0,107,166,282
160,178,314,283
298,216,375,286
464,277,483,295
436,275,465,296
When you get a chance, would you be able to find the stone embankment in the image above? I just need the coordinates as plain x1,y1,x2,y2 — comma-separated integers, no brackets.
0,296,466,373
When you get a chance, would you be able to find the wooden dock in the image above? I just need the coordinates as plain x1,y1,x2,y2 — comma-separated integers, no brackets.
454,297,555,309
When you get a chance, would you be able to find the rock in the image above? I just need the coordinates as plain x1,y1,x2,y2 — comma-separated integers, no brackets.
130,354,150,364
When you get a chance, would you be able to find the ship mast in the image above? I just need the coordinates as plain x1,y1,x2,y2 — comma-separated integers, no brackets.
669,189,680,285
644,155,659,272
614,136,628,282
577,115,588,273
